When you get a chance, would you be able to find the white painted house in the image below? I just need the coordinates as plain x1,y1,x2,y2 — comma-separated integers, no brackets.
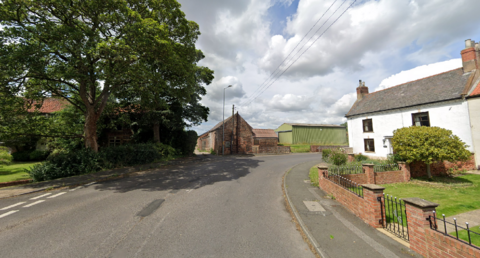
346,39,480,169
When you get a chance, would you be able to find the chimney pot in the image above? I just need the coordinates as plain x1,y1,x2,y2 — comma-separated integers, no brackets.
356,81,369,101
466,39,473,48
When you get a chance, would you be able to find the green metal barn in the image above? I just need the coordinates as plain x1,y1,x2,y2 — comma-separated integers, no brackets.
274,123,347,145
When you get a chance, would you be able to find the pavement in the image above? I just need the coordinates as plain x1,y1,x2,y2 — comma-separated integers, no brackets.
284,160,423,258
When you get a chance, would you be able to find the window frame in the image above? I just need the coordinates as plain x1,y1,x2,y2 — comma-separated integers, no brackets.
411,112,430,127
364,139,375,153
362,119,373,133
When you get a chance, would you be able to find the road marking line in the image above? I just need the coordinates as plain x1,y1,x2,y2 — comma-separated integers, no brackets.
0,202,26,211
23,200,45,207
70,186,82,192
47,192,66,198
84,182,96,187
30,193,52,200
0,210,19,218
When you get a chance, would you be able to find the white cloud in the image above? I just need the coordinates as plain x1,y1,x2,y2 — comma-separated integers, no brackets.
176,0,480,134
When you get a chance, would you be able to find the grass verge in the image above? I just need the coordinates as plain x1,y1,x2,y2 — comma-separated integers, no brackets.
382,174,480,217
278,144,311,153
452,225,480,247
309,165,319,187
0,162,41,183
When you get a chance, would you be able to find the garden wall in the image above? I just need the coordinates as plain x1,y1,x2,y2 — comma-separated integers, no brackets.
410,154,476,177
335,163,411,185
310,145,350,153
253,146,291,154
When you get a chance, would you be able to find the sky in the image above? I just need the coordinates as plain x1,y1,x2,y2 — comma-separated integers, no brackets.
176,0,480,134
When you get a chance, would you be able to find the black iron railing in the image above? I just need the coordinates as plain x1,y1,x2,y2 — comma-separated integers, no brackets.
323,172,363,197
379,194,409,242
374,163,400,172
428,211,480,249
328,165,363,175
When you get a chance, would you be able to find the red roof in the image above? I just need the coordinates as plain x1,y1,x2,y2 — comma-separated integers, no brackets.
27,98,68,113
470,81,480,97
252,129,277,138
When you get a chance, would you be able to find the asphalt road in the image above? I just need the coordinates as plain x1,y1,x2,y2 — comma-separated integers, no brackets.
0,153,322,258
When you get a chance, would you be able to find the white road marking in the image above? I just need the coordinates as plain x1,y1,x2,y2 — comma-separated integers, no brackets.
70,186,82,192
47,192,66,198
30,193,52,200
84,182,96,187
0,202,26,211
0,210,19,218
23,200,45,207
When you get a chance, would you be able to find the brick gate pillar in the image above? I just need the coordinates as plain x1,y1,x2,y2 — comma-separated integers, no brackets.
402,198,439,257
362,164,375,184
317,165,329,186
361,184,385,228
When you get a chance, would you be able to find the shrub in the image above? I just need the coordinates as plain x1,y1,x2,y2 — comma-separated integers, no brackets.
29,150,50,161
387,154,404,164
210,149,216,155
154,143,177,159
12,151,32,161
100,143,160,168
331,152,347,166
354,154,368,162
322,149,333,162
0,147,13,166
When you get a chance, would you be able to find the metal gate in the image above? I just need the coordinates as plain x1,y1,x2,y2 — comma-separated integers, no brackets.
379,194,409,242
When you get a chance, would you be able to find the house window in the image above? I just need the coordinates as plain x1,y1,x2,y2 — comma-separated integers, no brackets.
364,139,375,152
363,119,373,132
412,112,430,127
109,136,121,147
254,139,259,145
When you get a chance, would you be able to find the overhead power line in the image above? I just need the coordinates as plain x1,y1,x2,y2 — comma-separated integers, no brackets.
239,0,357,107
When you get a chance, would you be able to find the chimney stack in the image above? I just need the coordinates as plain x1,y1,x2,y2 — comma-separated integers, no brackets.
461,39,479,73
356,80,369,101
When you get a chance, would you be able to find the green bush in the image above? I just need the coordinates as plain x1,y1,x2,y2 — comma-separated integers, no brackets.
322,149,333,162
170,130,197,155
154,143,177,159
0,147,13,166
210,149,216,155
354,154,368,162
29,150,50,161
331,152,347,166
100,143,160,168
12,151,32,161
27,143,162,182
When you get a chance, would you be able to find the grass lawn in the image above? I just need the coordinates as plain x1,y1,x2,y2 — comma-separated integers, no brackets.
0,162,41,183
454,225,480,247
382,174,480,217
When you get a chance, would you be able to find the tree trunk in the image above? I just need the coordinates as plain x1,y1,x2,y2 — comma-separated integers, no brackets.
426,163,432,179
84,108,99,152
153,122,160,143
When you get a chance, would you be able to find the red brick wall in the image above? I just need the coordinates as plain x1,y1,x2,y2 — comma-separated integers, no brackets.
374,171,405,184
410,154,475,177
319,175,366,220
255,137,277,147
461,47,476,62
343,174,368,184
257,146,291,154
423,229,480,258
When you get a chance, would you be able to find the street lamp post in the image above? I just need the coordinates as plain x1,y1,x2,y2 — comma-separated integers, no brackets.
223,85,232,155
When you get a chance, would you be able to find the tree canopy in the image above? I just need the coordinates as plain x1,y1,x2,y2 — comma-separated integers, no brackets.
0,0,212,151
392,126,471,178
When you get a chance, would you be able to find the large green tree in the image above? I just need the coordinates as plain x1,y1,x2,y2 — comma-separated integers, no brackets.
0,0,207,151
392,126,471,178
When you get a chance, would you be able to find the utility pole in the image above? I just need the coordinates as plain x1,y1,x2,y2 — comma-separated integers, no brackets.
232,105,235,155
222,85,232,155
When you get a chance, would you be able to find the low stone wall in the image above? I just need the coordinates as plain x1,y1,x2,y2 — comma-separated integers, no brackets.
410,154,476,177
423,228,480,258
253,146,291,154
374,170,408,184
343,173,369,185
310,145,351,153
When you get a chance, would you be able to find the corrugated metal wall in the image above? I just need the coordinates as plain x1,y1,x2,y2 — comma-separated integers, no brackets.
278,132,293,144
292,126,347,145
275,123,293,132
